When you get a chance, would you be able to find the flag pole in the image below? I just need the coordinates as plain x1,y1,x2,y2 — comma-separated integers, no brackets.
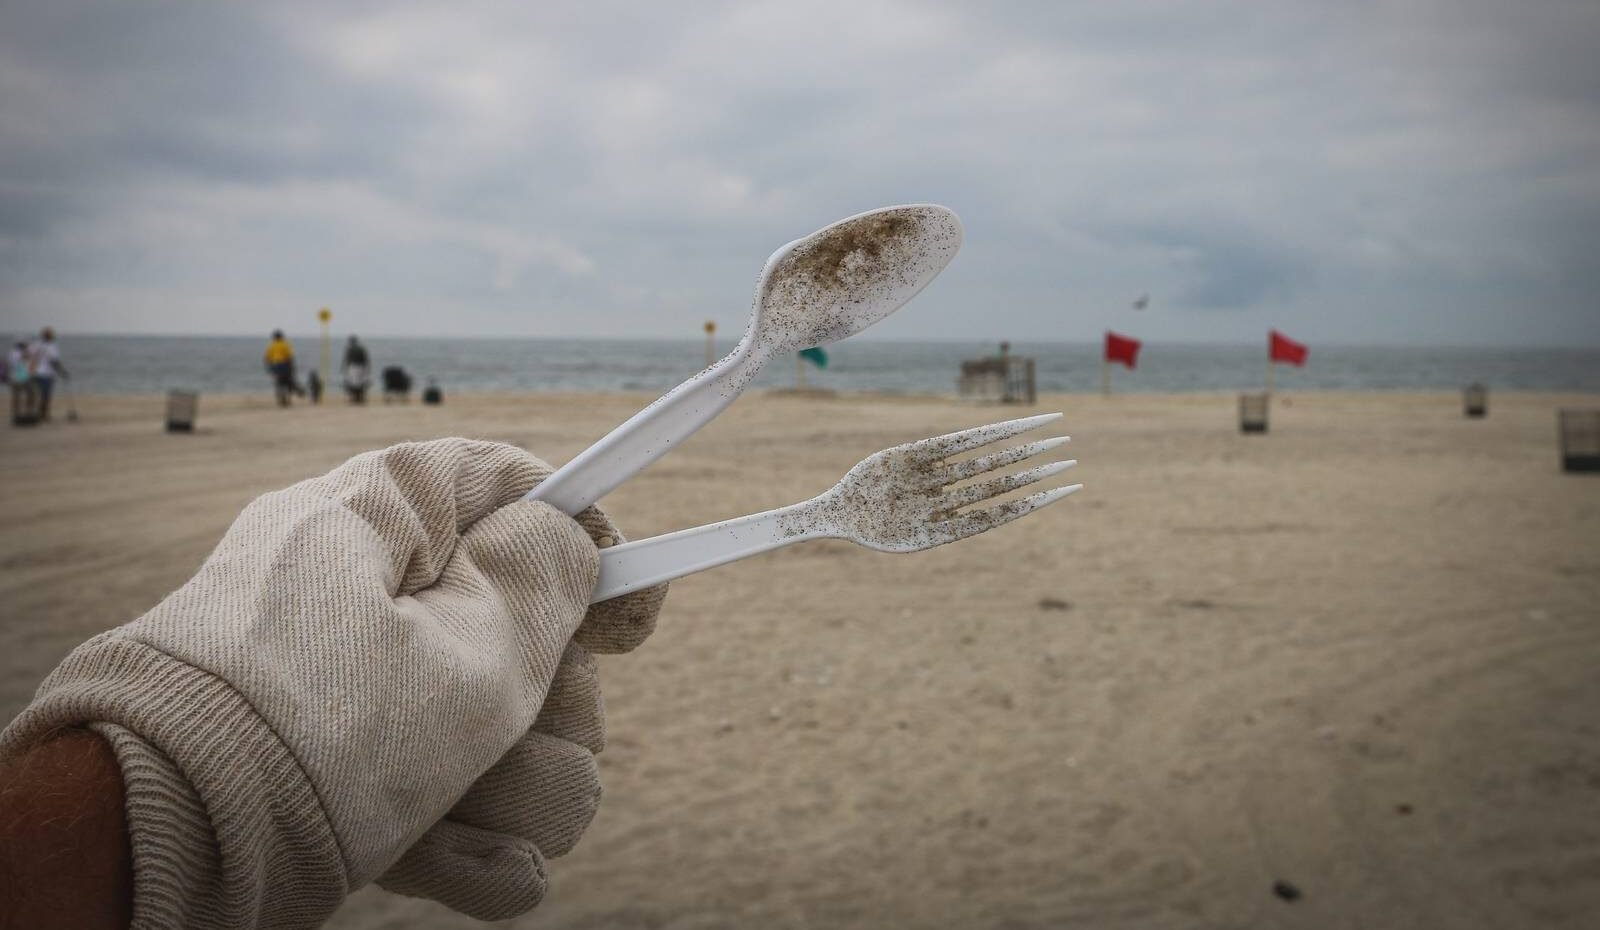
317,307,332,381
1101,357,1110,396
1266,357,1275,395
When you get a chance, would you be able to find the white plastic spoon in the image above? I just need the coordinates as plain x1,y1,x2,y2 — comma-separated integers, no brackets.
528,204,963,515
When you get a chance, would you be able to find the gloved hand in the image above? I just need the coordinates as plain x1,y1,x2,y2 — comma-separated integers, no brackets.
0,439,666,928
376,446,667,919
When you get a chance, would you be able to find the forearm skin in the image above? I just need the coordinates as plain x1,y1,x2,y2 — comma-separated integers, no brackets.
0,728,132,930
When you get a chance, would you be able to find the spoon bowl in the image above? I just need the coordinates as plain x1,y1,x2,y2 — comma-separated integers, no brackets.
741,204,963,361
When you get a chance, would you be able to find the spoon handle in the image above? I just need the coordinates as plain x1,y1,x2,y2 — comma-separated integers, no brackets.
528,351,759,515
591,500,820,602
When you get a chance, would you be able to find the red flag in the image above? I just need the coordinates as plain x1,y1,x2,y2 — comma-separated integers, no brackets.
1105,331,1141,369
1269,329,1308,366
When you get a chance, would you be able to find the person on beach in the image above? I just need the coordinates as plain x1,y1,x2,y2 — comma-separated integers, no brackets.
342,335,371,404
307,369,323,404
0,439,668,929
26,327,69,421
7,339,39,425
264,329,303,407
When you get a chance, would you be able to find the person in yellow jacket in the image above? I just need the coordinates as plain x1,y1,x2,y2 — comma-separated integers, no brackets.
263,330,304,407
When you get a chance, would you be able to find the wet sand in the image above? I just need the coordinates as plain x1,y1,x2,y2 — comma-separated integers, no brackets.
2,389,1598,929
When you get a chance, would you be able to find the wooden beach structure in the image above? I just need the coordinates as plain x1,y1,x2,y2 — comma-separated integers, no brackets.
958,347,1036,405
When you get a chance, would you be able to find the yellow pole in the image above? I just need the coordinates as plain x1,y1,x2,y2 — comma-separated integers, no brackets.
318,307,332,381
703,320,716,367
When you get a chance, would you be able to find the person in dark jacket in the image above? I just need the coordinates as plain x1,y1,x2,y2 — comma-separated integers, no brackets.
341,336,371,404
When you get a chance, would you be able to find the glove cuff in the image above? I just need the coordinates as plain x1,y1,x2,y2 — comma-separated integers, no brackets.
0,634,347,929
87,722,231,929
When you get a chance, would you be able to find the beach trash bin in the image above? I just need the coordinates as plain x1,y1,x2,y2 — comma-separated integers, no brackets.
166,390,198,433
1464,383,1488,418
1558,409,1600,473
1239,393,1269,434
10,383,40,426
422,379,442,405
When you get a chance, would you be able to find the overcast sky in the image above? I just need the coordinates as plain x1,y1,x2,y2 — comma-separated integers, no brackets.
2,1,1597,345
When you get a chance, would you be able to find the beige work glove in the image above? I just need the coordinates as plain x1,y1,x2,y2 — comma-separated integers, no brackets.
0,439,666,929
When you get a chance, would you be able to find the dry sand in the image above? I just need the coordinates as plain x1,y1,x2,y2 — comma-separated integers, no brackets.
2,389,1598,929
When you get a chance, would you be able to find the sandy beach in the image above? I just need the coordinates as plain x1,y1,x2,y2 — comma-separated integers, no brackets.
2,388,1597,929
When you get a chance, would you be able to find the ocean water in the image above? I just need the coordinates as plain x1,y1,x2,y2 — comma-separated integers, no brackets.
39,335,1600,396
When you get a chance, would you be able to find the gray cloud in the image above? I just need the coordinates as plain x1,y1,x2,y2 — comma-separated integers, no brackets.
1173,242,1308,312
1,0,1597,345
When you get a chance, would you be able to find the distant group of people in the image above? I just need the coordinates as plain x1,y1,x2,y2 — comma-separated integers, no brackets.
6,328,68,425
263,330,372,406
263,331,439,406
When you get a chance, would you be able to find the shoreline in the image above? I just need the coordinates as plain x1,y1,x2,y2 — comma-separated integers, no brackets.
42,338,1600,398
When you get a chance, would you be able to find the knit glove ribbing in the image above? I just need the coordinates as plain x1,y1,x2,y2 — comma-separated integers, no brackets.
0,439,666,928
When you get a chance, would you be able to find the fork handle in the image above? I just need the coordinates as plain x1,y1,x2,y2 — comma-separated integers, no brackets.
592,501,823,603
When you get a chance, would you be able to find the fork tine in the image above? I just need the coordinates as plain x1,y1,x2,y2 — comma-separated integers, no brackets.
943,459,1077,510
936,482,1084,541
943,435,1069,483
910,412,1063,459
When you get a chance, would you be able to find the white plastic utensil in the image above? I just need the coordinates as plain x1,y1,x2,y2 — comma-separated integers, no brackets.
528,204,963,516
590,413,1078,602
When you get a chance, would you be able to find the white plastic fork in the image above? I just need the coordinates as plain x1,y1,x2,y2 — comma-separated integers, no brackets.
591,412,1080,602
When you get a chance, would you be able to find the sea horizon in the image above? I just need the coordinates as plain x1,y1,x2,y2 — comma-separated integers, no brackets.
30,334,1600,396
31,330,1600,352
